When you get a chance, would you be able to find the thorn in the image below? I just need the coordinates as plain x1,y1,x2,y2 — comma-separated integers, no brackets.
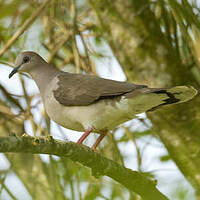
9,132,16,137
22,133,30,137
91,168,101,179
152,179,158,186
46,135,54,142
34,138,40,144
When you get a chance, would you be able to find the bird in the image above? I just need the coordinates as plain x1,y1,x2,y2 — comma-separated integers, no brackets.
9,51,197,150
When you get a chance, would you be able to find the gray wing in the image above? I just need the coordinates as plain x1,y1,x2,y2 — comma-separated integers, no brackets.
53,72,147,106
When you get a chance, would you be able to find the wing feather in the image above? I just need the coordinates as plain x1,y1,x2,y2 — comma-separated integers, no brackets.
53,72,146,106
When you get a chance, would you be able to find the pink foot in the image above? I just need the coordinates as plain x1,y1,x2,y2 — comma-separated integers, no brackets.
77,128,92,144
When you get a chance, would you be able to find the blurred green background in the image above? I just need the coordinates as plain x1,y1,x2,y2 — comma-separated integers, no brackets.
0,0,200,199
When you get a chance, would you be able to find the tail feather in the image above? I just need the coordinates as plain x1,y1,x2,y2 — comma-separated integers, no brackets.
147,86,197,112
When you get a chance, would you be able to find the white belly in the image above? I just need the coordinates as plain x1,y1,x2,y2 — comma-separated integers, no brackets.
44,91,135,132
42,77,169,133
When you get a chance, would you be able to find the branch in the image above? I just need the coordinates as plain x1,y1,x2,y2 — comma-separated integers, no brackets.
0,135,168,200
0,0,51,57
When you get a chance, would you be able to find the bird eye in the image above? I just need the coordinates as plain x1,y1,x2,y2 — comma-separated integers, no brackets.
23,55,30,63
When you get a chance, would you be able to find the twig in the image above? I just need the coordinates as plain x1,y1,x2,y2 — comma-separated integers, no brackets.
0,176,18,200
123,126,142,172
47,34,71,63
0,0,51,57
79,31,93,73
71,0,81,73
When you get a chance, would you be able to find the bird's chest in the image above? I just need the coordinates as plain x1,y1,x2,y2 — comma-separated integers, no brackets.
41,78,83,131
43,87,84,131
42,88,132,133
41,77,136,133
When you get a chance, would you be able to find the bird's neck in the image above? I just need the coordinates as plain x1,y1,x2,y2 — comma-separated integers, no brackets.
29,63,59,96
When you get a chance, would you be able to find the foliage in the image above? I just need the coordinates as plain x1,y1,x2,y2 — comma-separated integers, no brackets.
0,0,199,199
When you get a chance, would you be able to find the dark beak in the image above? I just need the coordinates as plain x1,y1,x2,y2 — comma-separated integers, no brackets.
9,65,21,79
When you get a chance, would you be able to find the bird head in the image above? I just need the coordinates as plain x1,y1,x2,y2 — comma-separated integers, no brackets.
9,51,45,78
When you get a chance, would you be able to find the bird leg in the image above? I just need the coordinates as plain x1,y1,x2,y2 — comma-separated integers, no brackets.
91,131,107,151
77,128,93,144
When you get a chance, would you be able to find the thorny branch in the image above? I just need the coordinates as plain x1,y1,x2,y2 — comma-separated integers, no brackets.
0,134,168,200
